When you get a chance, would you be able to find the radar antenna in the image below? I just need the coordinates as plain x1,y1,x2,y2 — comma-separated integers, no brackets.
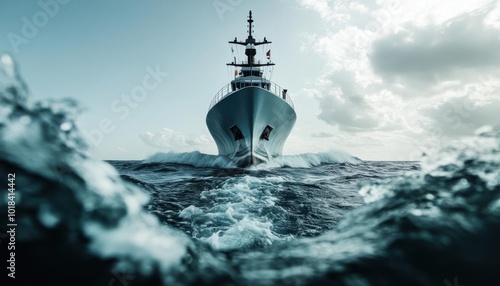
227,11,274,68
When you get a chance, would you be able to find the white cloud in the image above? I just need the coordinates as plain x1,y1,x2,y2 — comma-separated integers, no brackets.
139,128,214,153
371,5,500,93
298,0,500,159
311,132,335,138
312,70,379,131
298,0,334,21
419,90,500,137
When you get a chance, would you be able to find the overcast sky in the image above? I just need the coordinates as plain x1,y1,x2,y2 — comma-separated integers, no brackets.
1,0,499,160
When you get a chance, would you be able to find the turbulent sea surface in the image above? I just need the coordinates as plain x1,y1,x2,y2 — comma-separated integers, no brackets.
1,54,500,286
110,156,418,251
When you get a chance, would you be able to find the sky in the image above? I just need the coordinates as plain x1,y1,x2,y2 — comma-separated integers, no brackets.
1,0,499,161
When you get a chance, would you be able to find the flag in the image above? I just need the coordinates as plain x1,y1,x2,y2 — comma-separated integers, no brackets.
231,47,234,53
234,69,238,76
266,50,271,59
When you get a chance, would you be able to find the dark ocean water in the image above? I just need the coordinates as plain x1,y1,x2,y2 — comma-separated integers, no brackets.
110,158,419,250
1,54,500,286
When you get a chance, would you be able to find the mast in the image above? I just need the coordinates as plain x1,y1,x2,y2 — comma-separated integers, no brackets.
227,11,274,68
248,10,254,43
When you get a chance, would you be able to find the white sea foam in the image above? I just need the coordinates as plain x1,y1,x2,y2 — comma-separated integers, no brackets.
145,150,359,169
256,150,361,169
144,151,237,168
179,175,288,251
205,217,279,250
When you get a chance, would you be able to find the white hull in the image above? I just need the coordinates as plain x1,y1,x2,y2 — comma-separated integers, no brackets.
206,87,296,167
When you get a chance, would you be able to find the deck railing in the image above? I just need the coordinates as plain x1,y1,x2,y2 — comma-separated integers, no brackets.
208,80,295,110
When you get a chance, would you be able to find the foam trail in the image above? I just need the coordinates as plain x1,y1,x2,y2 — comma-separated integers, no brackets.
179,175,289,251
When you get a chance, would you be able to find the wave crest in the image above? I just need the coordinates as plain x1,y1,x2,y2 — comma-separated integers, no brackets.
144,151,237,168
257,150,360,168
0,54,234,285
144,150,359,169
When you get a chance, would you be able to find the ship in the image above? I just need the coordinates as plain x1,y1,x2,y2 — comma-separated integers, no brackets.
206,11,296,167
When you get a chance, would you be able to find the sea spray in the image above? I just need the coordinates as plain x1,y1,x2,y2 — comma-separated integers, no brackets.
0,54,236,285
144,150,359,169
233,126,500,286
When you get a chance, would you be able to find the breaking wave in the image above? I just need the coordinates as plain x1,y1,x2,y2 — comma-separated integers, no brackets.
144,151,237,168
234,126,500,285
0,54,235,285
255,150,360,169
144,150,359,169
179,175,290,251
